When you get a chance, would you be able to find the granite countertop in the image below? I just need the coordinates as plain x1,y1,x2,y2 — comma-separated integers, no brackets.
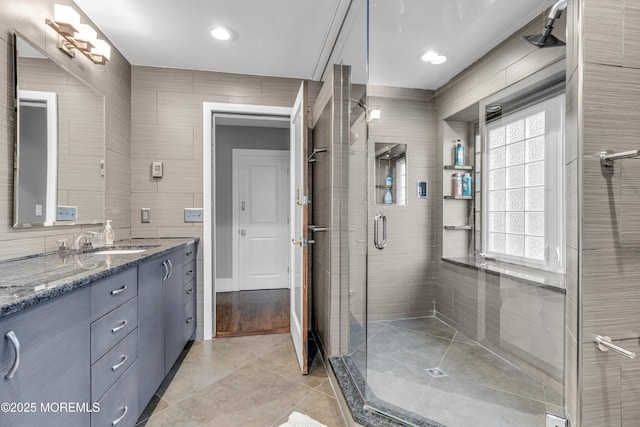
442,256,565,292
0,238,199,319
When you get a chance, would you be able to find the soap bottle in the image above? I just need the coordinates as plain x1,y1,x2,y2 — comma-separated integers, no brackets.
104,220,115,246
454,141,464,166
385,170,393,187
384,188,393,204
452,173,462,196
462,173,472,197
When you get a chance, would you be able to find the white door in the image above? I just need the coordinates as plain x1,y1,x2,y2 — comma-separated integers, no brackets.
290,82,309,374
233,149,290,291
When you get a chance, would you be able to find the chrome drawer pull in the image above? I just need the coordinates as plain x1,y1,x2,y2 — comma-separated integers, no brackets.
112,405,128,426
186,289,194,295
110,285,127,296
111,355,128,371
186,251,193,256
186,270,193,276
5,331,21,379
111,320,128,334
186,317,193,324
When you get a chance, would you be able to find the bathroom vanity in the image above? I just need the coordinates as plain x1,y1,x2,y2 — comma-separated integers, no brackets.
0,238,198,427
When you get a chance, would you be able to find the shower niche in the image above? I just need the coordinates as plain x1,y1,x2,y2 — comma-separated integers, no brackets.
374,143,407,205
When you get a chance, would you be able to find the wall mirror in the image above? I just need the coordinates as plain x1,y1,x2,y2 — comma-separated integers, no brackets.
13,32,105,228
374,143,407,205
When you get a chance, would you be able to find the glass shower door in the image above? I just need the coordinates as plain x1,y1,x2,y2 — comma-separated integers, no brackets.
359,1,568,426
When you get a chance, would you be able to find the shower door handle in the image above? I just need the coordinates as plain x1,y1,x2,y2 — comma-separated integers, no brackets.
374,213,387,250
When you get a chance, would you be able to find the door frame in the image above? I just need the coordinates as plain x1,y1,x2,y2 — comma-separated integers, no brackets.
203,103,292,339
231,148,290,292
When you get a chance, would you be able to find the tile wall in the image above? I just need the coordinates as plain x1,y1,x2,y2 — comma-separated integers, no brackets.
311,64,348,356
574,0,640,425
366,86,437,321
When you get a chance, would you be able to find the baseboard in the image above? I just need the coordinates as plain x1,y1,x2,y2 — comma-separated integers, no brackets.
215,278,234,293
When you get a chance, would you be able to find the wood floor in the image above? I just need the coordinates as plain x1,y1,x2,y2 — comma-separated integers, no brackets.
215,289,290,337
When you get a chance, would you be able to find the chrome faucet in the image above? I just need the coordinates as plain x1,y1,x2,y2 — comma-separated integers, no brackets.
72,231,99,251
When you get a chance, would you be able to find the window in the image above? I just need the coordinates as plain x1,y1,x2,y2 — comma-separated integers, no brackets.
396,157,407,205
484,93,564,273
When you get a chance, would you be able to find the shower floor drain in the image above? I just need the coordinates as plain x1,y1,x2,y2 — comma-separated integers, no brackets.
425,368,446,378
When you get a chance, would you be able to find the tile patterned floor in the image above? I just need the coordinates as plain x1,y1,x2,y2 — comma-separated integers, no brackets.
136,334,346,427
346,317,564,427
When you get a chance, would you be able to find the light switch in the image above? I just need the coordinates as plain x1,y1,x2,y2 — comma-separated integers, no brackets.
141,208,151,223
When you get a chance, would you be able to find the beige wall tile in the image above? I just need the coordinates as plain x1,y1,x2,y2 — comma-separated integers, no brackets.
194,71,261,97
157,159,203,194
582,158,621,250
582,248,640,341
582,342,622,426
131,124,196,160
583,0,624,67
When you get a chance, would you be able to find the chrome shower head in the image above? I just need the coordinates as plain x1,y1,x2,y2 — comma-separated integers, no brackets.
522,0,568,48
522,33,565,48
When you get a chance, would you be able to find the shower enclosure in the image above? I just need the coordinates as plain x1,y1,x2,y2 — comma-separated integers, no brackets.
333,1,569,426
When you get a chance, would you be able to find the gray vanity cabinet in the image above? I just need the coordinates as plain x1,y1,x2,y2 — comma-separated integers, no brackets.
137,248,183,414
0,287,91,427
164,249,186,374
137,255,167,413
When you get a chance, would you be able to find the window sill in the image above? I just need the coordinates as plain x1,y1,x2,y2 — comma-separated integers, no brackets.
441,256,565,293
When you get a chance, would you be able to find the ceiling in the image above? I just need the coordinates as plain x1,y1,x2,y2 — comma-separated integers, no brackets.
74,0,556,90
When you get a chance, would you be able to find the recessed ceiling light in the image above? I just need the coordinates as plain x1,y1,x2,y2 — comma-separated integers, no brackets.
210,26,233,41
420,50,447,65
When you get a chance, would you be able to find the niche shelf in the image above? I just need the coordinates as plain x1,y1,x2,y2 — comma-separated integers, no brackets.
444,225,474,230
444,165,474,171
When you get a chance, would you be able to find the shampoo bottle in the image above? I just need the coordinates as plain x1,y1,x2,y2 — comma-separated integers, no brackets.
454,141,464,166
384,188,393,204
462,173,472,197
104,220,115,246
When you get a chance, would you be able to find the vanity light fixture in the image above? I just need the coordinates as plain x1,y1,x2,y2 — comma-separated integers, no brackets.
46,4,111,65
420,50,447,65
210,26,234,41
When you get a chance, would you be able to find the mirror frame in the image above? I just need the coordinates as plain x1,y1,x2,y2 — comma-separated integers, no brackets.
12,31,106,229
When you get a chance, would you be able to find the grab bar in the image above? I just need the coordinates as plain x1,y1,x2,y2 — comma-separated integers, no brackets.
595,335,636,359
373,213,387,250
598,149,640,167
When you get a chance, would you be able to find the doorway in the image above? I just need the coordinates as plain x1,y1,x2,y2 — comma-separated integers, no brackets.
203,85,309,373
214,120,290,337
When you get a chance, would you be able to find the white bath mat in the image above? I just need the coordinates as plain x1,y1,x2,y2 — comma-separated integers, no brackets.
279,411,328,427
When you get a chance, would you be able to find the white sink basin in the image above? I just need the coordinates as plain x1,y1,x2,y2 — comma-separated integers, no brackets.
95,249,147,255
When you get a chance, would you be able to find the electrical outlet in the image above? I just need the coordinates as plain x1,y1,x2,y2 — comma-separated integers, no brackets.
141,208,151,223
57,206,77,221
184,208,203,223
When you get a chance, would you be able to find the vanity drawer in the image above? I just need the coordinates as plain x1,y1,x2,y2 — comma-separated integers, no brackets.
184,279,195,305
182,244,196,265
92,361,137,427
183,261,196,285
184,298,196,342
91,269,137,321
91,297,138,364
91,329,137,401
